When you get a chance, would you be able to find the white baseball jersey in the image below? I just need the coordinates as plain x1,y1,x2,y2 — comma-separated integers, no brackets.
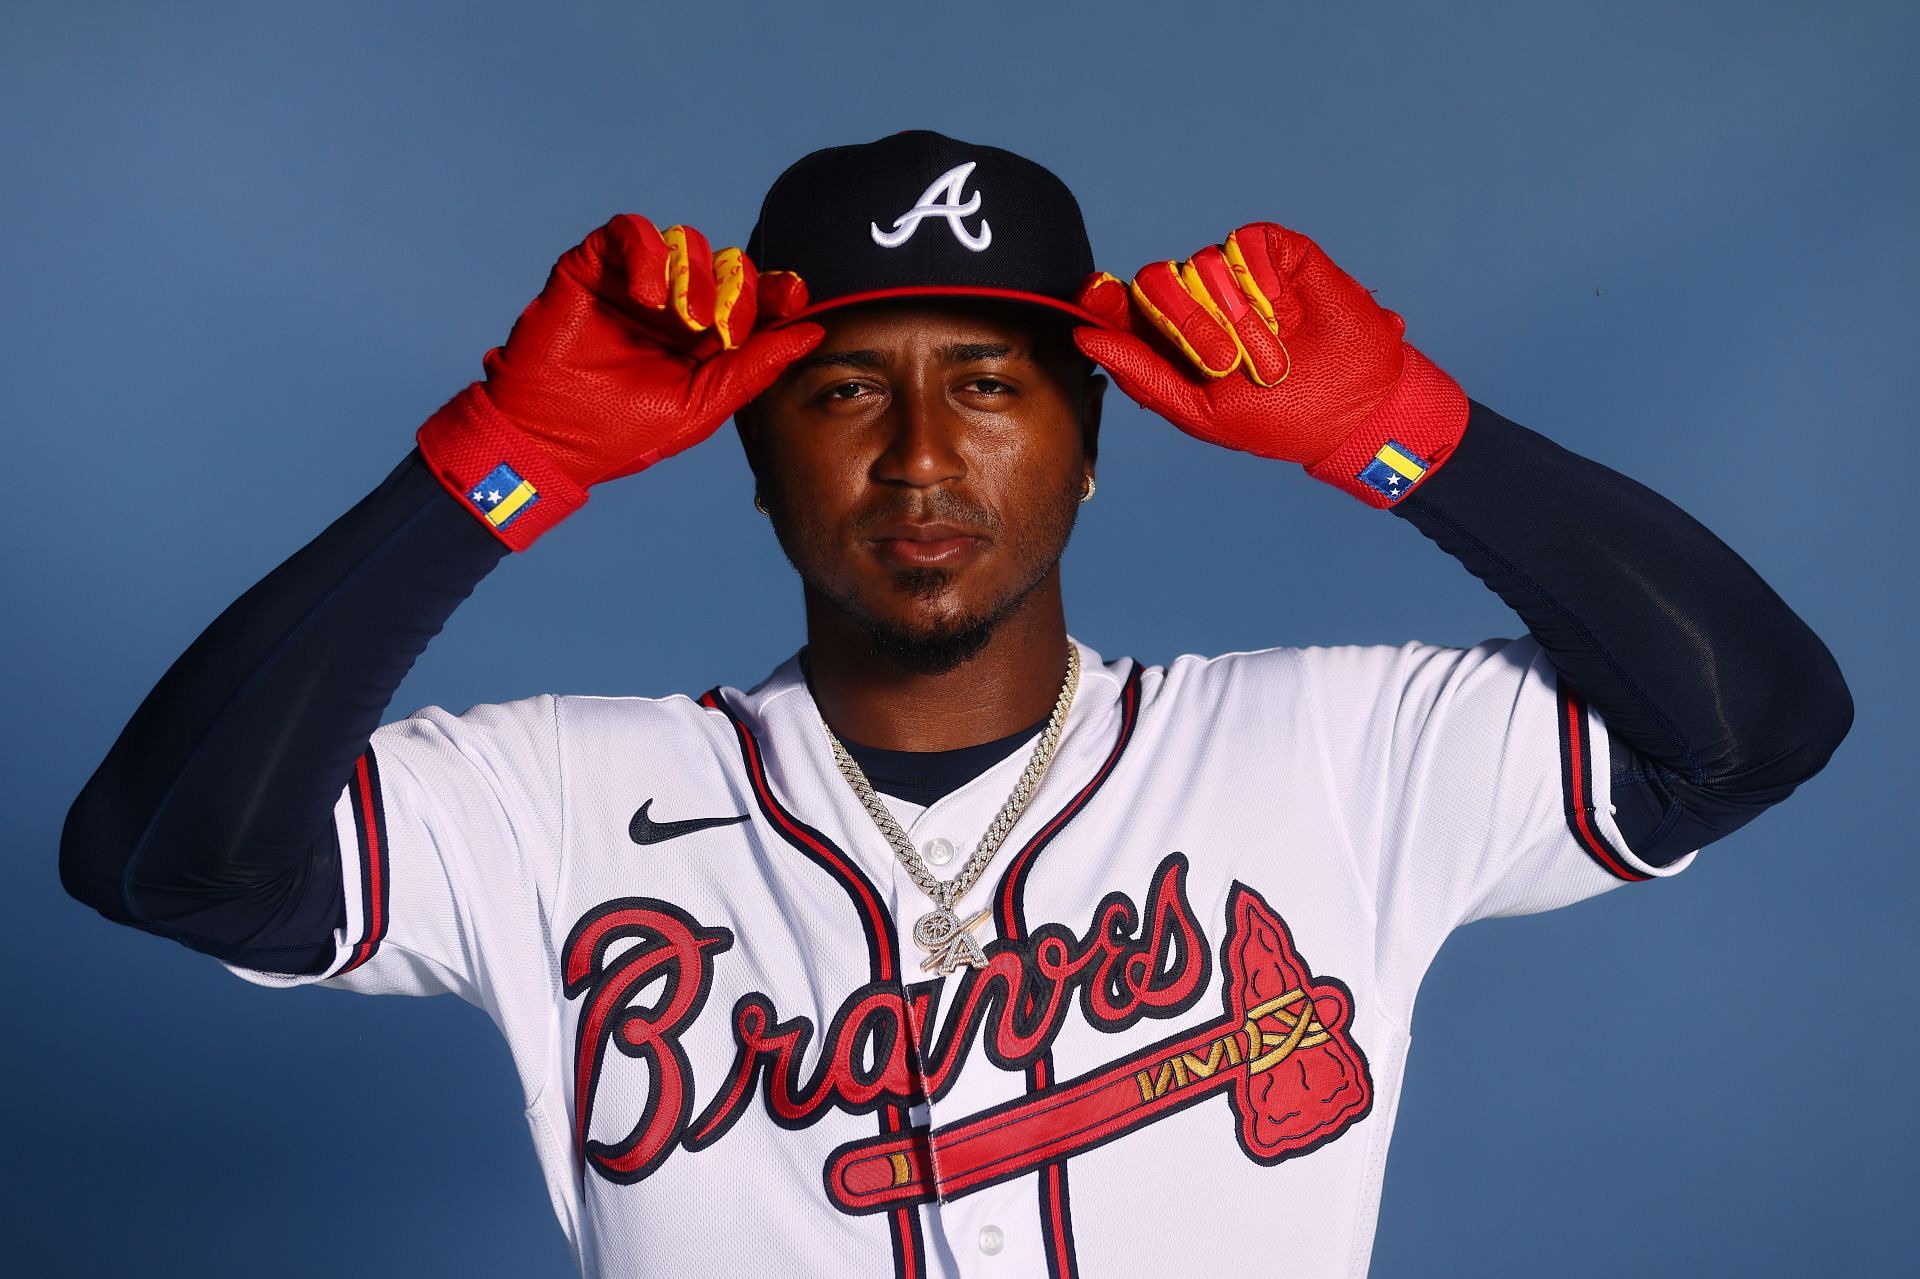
231,636,1690,1278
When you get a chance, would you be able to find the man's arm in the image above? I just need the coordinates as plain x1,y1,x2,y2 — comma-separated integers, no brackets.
60,454,506,972
61,215,822,972
1391,401,1851,865
1073,222,1851,861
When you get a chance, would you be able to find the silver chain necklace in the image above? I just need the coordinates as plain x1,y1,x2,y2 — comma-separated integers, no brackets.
822,644,1081,976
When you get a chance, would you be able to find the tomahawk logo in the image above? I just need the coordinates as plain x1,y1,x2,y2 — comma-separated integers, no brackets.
870,161,993,252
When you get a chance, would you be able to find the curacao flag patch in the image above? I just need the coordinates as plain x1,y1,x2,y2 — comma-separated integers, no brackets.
1356,440,1429,504
468,462,539,529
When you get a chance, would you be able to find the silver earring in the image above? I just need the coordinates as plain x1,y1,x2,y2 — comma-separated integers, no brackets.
754,492,770,516
1079,476,1096,503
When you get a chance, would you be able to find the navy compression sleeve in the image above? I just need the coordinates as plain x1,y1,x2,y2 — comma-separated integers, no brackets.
1394,400,1852,866
60,452,507,973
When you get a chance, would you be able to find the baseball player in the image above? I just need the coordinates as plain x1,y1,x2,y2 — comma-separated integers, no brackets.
63,131,1850,1277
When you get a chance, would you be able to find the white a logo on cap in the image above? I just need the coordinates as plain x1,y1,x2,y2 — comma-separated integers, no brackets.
870,161,992,252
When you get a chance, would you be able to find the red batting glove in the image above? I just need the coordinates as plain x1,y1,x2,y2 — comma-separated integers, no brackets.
417,214,824,549
1072,222,1468,508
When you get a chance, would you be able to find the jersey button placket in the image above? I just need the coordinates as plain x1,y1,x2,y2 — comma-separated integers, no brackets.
922,836,956,866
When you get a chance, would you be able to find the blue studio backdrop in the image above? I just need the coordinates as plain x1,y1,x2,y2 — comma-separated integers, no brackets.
5,2,1913,1275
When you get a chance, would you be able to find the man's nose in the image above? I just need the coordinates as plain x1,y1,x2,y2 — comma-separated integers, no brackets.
873,389,966,489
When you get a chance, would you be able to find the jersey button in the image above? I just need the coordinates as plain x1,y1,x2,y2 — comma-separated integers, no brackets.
923,837,957,867
978,1224,1004,1256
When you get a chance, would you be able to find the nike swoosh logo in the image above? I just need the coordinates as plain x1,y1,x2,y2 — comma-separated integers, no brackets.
629,799,750,846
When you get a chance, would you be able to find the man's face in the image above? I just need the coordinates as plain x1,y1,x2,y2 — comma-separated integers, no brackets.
738,300,1103,673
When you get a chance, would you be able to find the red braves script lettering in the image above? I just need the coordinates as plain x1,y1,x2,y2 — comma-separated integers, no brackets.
563,853,1370,1196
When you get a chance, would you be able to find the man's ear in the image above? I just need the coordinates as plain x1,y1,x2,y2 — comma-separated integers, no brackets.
1081,373,1106,466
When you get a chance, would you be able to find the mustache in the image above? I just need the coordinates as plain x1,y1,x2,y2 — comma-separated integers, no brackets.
852,489,999,537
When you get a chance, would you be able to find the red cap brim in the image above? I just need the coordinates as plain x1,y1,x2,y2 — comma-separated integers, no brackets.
774,284,1115,330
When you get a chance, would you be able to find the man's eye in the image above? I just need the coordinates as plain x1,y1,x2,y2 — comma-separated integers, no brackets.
821,381,870,402
967,378,1012,395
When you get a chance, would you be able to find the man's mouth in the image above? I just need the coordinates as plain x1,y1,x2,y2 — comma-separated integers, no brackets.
867,521,985,569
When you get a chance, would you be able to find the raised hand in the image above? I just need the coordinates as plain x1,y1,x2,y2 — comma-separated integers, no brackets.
418,214,824,548
1072,222,1468,507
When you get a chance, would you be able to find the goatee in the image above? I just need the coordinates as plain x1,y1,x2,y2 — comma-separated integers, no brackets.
859,573,1001,675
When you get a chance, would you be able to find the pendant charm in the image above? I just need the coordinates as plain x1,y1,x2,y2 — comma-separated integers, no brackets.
914,906,990,975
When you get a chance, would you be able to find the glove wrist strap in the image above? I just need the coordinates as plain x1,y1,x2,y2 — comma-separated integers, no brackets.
416,383,589,551
1304,346,1470,508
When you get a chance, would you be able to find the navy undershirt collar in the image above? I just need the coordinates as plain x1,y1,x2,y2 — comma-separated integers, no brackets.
839,718,1048,808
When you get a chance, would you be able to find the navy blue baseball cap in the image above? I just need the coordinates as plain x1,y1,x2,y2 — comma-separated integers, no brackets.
746,130,1105,327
